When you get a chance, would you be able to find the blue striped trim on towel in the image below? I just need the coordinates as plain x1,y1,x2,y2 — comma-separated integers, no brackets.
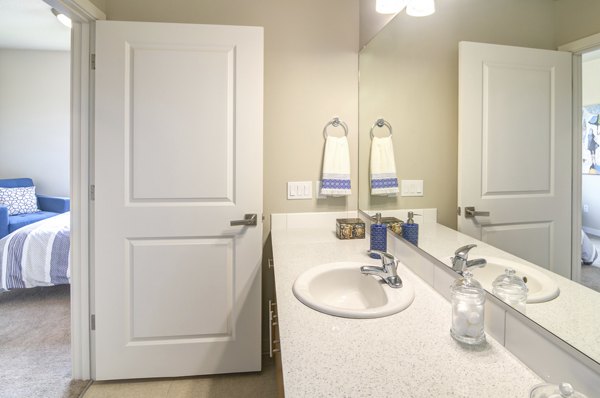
371,178,398,189
371,173,399,195
322,179,351,190
321,174,351,195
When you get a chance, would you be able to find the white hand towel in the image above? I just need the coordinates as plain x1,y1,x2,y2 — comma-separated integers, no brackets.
321,136,351,196
370,136,399,195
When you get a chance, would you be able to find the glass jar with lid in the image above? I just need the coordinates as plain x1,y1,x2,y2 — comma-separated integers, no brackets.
492,268,528,313
530,382,588,398
450,271,486,345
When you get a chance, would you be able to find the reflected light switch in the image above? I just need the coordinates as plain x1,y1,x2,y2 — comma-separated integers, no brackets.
401,180,424,197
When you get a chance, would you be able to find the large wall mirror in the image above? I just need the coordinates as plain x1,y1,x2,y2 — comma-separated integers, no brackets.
359,1,600,366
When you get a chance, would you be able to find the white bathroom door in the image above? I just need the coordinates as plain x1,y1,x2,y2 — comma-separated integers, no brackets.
458,41,572,277
93,21,263,380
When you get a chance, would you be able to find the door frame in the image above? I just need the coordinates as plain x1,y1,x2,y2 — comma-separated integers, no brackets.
559,33,600,284
43,0,104,380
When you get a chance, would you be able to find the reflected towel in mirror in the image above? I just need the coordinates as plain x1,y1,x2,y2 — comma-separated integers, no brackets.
370,136,399,195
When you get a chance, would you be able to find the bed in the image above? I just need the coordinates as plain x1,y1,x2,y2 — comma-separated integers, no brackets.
0,212,70,291
582,229,599,265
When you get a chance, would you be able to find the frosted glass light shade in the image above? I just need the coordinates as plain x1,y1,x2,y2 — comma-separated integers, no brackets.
51,8,72,29
56,14,72,28
376,0,407,14
406,0,436,17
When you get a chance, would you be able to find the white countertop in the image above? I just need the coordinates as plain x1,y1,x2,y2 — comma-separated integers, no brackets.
272,226,543,397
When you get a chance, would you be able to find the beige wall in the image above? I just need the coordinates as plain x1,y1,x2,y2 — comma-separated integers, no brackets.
358,0,556,229
102,0,360,237
555,0,600,47
359,0,398,50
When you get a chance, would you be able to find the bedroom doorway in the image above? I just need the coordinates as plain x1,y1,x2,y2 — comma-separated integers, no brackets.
559,33,600,291
0,0,83,396
581,48,600,292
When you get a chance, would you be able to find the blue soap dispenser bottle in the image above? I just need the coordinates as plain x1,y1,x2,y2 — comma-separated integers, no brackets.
402,211,419,246
370,213,387,258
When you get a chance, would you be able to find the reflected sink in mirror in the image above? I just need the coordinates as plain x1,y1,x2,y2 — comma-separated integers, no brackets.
293,262,415,318
468,257,560,303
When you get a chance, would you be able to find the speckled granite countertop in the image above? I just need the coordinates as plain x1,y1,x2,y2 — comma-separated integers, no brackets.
272,227,542,398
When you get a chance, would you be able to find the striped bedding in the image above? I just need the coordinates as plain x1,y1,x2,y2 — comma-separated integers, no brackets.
0,212,70,291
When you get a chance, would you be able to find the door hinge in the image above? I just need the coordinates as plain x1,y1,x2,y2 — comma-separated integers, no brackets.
90,314,96,331
90,185,95,201
91,53,96,70
457,206,461,216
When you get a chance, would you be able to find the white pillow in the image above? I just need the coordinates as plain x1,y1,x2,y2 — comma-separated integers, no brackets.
0,186,40,215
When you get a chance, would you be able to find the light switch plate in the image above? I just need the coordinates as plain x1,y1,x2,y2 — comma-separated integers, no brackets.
287,181,312,200
401,180,424,197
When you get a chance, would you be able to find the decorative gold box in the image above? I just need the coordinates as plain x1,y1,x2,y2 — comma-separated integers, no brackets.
381,217,403,235
336,218,366,240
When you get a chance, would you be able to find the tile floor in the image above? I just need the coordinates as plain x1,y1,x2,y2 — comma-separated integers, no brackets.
83,357,278,398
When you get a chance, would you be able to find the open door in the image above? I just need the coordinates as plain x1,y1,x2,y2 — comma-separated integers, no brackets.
93,21,263,380
458,41,572,277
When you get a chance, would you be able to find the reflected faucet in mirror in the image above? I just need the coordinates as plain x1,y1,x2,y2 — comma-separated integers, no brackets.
451,244,487,275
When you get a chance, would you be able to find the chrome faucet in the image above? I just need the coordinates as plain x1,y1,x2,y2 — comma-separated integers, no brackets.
360,250,403,288
451,244,487,275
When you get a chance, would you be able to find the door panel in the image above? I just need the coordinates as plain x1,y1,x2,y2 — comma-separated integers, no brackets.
94,20,263,380
458,41,571,277
483,63,552,195
130,238,233,339
481,222,551,267
130,44,235,201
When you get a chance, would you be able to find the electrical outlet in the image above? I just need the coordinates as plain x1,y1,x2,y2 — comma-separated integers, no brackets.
584,204,590,213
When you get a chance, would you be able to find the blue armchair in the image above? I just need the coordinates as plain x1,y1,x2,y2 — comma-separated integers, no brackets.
0,178,70,239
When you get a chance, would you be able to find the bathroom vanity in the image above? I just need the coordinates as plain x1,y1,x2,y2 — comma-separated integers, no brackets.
270,212,547,397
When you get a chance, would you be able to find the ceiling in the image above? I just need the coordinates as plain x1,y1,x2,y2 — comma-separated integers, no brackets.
0,0,70,51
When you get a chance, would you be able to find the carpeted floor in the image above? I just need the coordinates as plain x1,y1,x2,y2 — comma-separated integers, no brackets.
581,265,600,292
0,285,88,398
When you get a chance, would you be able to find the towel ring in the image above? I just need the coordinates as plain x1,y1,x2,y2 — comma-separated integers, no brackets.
323,117,349,139
370,118,392,139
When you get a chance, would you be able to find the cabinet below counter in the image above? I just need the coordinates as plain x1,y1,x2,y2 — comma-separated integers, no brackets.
270,218,542,397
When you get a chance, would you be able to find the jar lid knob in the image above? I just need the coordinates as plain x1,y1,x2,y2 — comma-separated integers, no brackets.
559,383,574,397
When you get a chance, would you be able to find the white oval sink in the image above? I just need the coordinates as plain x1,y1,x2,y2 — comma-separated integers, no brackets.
469,257,560,303
292,262,415,318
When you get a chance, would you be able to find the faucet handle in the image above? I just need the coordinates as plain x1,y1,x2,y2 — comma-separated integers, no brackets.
368,250,397,268
454,244,477,259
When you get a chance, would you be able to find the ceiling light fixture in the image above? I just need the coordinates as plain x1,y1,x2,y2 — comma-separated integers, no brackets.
51,8,72,29
375,0,407,15
406,0,436,17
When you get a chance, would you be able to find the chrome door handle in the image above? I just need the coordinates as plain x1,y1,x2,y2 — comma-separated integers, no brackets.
230,214,258,226
464,207,490,218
